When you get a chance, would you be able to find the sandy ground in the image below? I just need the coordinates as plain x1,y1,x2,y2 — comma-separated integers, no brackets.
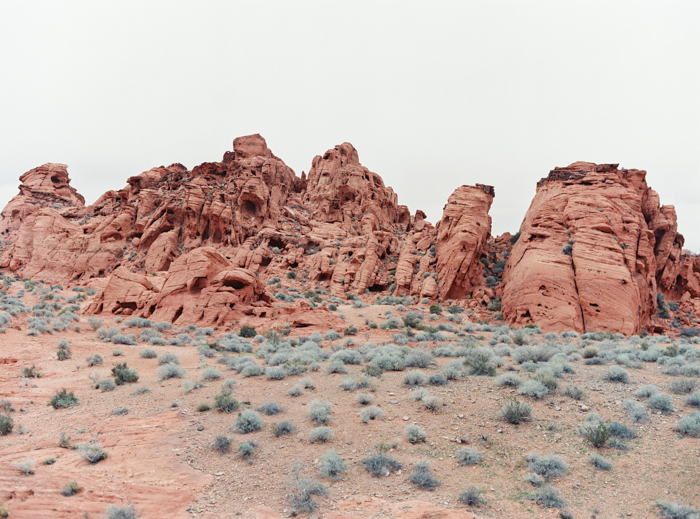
1,288,700,519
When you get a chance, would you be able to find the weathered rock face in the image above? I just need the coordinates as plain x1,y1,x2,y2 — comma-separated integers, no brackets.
501,162,685,335
435,184,494,300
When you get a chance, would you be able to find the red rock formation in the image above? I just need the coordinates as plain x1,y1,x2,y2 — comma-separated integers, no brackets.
501,162,686,335
435,184,494,300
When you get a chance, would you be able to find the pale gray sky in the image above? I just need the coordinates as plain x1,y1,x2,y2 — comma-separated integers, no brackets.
1,1,698,250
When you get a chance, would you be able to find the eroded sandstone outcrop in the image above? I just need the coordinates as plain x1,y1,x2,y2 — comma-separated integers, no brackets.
501,162,686,335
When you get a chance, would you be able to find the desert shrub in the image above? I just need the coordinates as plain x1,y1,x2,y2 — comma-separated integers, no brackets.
112,334,137,346
0,414,13,435
213,435,231,453
149,337,166,346
343,325,358,336
112,363,139,385
518,380,551,399
604,365,630,383
87,316,104,331
458,487,485,506
527,453,567,481
647,393,674,414
580,421,611,448
238,442,257,460
139,348,157,359
200,367,222,381
409,460,440,490
634,384,659,398
403,370,427,387
511,345,555,364
324,330,341,341
61,481,81,496
124,317,152,328
361,452,402,477
325,361,348,374
671,378,698,395
103,504,140,519
609,421,637,439
239,325,257,338
265,366,286,380
563,385,585,400
273,420,295,437
287,385,303,396
98,379,116,391
609,438,630,451
57,432,72,449
258,402,283,416
360,406,384,423
111,407,129,415
309,400,332,424
16,459,34,475
241,364,263,377
456,446,482,465
51,388,79,409
589,454,612,471
318,450,347,481
685,391,700,408
196,401,211,412
624,400,648,422
77,442,108,464
355,392,374,406
496,373,522,387
234,410,263,433
501,397,531,424
404,349,435,368
405,424,426,443
309,426,334,443
656,501,700,519
677,412,700,437
422,396,442,413
214,392,240,413
157,363,186,380
339,377,359,392
112,349,123,356
529,486,566,509
287,464,327,513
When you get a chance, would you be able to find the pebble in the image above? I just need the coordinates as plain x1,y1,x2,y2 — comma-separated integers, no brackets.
403,416,409,421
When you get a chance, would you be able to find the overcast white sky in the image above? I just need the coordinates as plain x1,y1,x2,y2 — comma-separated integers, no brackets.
1,1,698,250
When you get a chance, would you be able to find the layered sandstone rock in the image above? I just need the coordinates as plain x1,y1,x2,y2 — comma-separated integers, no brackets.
501,162,685,335
435,184,494,300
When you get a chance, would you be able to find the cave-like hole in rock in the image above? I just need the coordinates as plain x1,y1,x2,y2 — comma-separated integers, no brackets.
241,200,257,217
269,238,285,249
261,257,271,267
223,279,246,290
173,307,183,322
192,277,208,291
116,302,137,313
368,284,386,292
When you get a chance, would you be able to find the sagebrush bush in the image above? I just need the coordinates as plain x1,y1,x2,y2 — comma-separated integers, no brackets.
112,363,139,385
527,453,567,481
158,352,179,365
77,442,108,464
104,504,139,519
61,481,81,496
318,450,347,481
624,399,648,422
258,402,283,416
605,365,630,383
408,460,440,490
157,363,185,380
361,452,402,477
288,385,303,396
139,348,157,359
456,447,483,465
234,410,263,433
0,414,13,435
656,501,700,519
309,400,332,424
458,487,485,506
196,401,211,412
98,379,116,391
589,454,612,471
496,373,521,387
287,464,327,513
677,412,700,437
51,388,79,409
564,385,585,400
647,393,674,414
86,354,103,367
529,486,566,509
405,424,426,443
501,397,531,424
670,378,697,395
273,420,295,437
238,441,257,461
356,392,374,406
309,426,333,443
580,421,611,448
403,370,427,387
200,367,222,381
634,384,658,398
518,380,551,399
360,406,384,423
685,391,700,408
